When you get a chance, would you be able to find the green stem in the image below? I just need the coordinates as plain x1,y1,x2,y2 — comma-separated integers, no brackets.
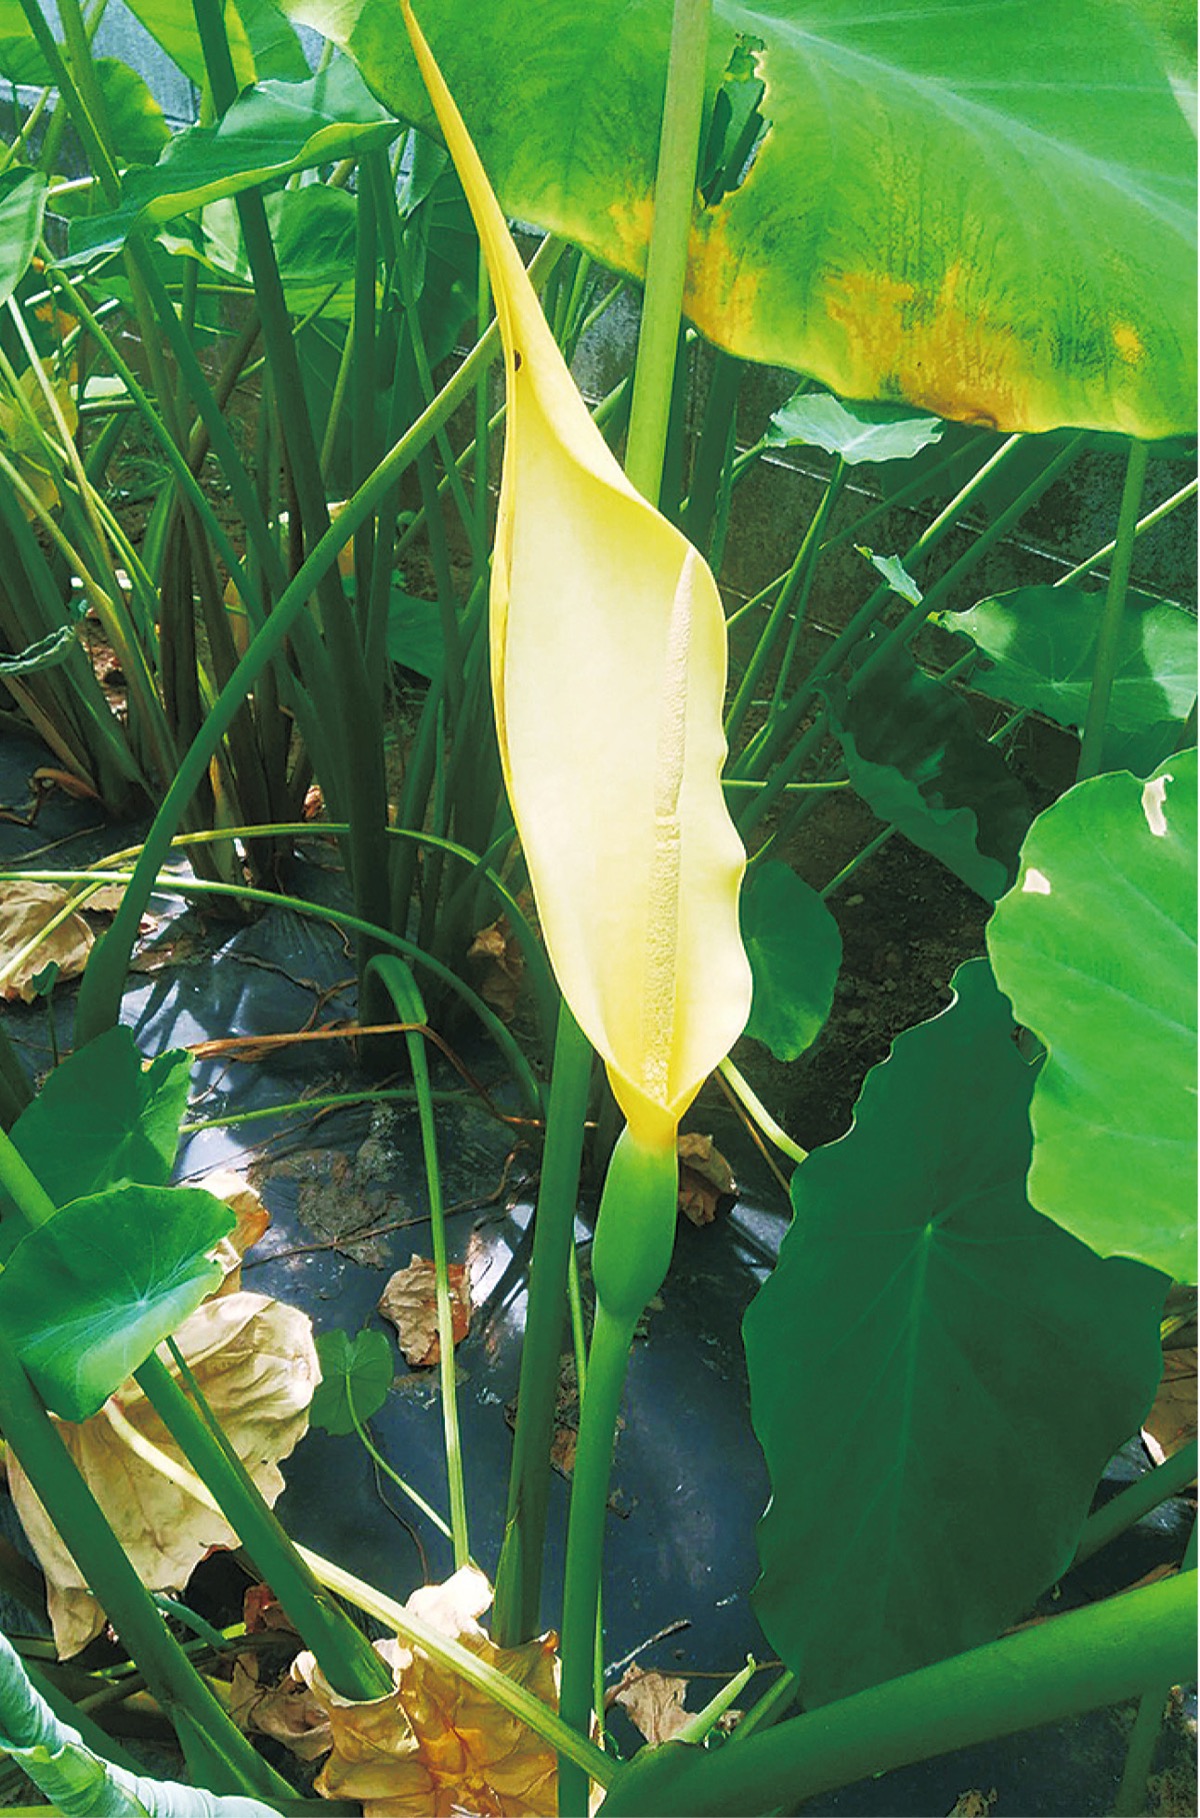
623,0,712,503
134,1353,393,1700
1071,1441,1198,1568
1111,1522,1196,1818
1077,439,1149,782
493,1004,595,1647
72,295,512,1046
727,1667,796,1743
716,1059,806,1166
0,1327,294,1802
596,1573,1197,1817
364,957,470,1568
676,1659,758,1746
346,1384,453,1541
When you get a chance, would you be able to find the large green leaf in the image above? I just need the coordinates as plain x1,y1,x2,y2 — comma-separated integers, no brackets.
94,59,172,168
8,1026,191,1213
0,170,47,312
742,959,1166,1707
0,1184,232,1420
987,750,1197,1282
765,391,943,465
940,585,1197,770
740,860,842,1061
0,2,48,84
286,0,1197,435
824,652,1030,901
68,62,399,262
119,0,307,89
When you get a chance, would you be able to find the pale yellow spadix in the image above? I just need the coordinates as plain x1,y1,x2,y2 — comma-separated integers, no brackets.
400,0,752,1155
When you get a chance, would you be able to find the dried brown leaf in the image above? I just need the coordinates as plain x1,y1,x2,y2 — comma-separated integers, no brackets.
197,1170,271,1295
1143,1348,1198,1466
607,1666,693,1746
677,1132,737,1228
0,880,93,1001
947,1794,997,1818
379,1257,471,1366
295,1564,560,1817
466,918,525,1022
7,1292,318,1657
230,1653,333,1763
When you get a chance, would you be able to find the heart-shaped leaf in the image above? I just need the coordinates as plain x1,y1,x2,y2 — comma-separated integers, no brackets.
9,1026,192,1212
824,653,1030,901
310,1328,394,1434
987,750,1197,1282
766,392,943,465
740,861,841,1062
119,0,308,88
0,1185,233,1420
286,0,1197,435
940,586,1197,755
743,959,1166,1706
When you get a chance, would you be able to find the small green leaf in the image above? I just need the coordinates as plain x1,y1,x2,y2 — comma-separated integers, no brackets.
740,861,842,1061
767,392,943,465
0,1185,233,1420
9,1026,192,1212
310,1328,394,1434
987,750,1197,1282
743,959,1166,1706
825,652,1030,901
940,585,1197,751
856,545,923,606
28,962,58,998
68,63,399,262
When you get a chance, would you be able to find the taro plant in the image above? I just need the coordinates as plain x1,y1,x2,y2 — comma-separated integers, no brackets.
0,0,1194,1816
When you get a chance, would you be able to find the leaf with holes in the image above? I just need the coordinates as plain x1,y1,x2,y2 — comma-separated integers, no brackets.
743,959,1167,1706
987,751,1197,1282
285,0,1196,435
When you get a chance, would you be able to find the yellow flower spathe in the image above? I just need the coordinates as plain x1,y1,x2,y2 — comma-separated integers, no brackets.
401,1,752,1153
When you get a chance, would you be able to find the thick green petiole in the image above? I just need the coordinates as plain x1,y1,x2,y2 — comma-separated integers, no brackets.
1077,438,1149,781
559,1132,680,1818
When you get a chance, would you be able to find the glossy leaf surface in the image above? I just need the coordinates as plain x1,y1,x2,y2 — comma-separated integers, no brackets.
0,1184,232,1420
743,960,1166,1705
8,1026,191,1213
825,654,1030,901
399,0,751,1151
941,585,1197,750
288,0,1197,435
988,751,1197,1282
0,169,47,311
740,860,841,1061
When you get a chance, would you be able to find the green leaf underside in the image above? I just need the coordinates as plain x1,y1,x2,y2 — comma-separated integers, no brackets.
0,1185,233,1420
743,959,1167,1707
767,391,943,464
285,0,1197,435
942,585,1198,739
987,750,1197,1282
9,1026,192,1218
188,187,359,316
310,1328,394,1434
825,654,1030,901
67,62,399,262
741,860,842,1061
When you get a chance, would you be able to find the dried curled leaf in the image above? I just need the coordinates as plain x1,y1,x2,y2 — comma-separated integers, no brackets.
466,917,525,1021
379,1256,471,1366
295,1563,560,1817
401,0,751,1156
8,1292,317,1657
0,881,93,1001
676,1132,737,1227
197,1169,271,1295
607,1666,693,1746
230,1653,333,1763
